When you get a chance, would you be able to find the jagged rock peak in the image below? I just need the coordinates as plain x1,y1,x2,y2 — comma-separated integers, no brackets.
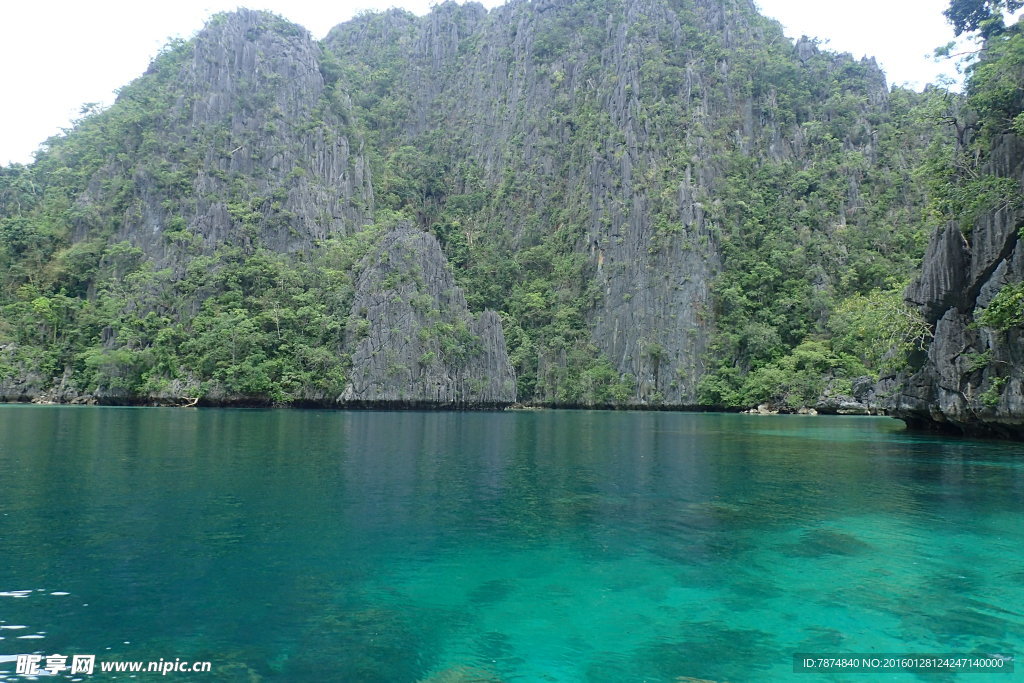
184,9,320,123
97,7,374,263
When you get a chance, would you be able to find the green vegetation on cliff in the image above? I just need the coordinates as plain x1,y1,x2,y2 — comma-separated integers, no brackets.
325,0,939,407
0,12,384,404
3,0,1016,411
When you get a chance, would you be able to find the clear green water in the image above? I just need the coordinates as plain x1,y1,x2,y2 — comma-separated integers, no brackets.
0,407,1022,682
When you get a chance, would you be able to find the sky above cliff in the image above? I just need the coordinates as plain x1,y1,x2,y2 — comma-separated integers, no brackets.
0,0,979,166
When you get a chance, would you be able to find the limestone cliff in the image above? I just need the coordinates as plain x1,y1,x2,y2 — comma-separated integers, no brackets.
74,9,373,265
891,134,1024,438
0,2,937,411
0,9,515,408
341,225,515,406
324,0,903,406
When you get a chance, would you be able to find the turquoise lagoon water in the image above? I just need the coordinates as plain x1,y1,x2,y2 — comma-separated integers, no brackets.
0,407,1021,681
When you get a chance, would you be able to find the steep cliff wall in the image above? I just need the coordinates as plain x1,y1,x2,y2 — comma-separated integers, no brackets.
0,2,937,410
892,134,1024,438
324,0,911,406
342,225,515,406
62,10,374,267
0,9,515,408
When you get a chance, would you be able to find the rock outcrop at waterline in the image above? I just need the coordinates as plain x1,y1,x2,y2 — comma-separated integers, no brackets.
889,134,1024,438
341,225,516,406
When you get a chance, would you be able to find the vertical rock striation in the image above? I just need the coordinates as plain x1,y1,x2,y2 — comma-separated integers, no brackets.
0,2,931,410
324,0,897,406
12,9,516,408
78,9,373,265
891,134,1024,437
341,224,516,406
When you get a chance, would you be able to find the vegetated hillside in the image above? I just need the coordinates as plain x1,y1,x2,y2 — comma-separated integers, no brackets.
0,0,946,409
889,12,1024,439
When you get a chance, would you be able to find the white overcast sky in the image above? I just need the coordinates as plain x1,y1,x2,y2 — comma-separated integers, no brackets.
0,0,972,166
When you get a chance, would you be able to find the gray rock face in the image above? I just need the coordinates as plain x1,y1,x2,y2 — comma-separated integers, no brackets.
325,0,893,406
890,134,1024,438
8,9,518,410
813,376,887,415
905,223,970,324
0,345,48,402
341,225,516,406
6,4,914,411
79,9,373,265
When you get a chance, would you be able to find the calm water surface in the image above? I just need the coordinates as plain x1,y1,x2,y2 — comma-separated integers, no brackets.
0,407,1022,681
